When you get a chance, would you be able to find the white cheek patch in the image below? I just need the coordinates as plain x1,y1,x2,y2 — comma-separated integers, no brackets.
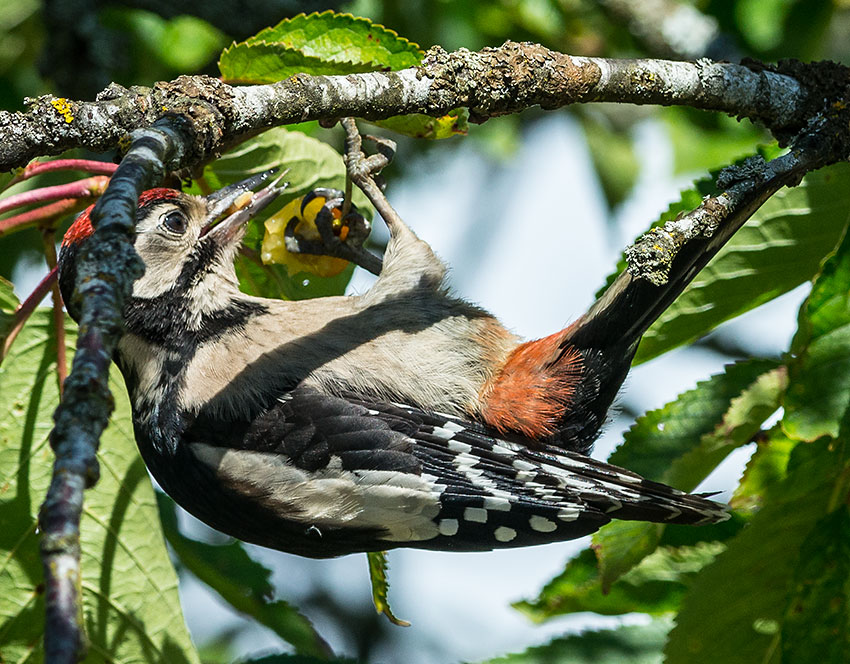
191,444,443,542
132,233,191,299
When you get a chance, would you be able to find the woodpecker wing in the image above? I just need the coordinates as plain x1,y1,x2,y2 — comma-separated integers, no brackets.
172,387,727,557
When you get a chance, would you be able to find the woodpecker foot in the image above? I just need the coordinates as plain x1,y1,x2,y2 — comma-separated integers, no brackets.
341,118,410,243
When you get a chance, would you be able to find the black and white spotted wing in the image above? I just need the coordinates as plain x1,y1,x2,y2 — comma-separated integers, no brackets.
182,387,728,557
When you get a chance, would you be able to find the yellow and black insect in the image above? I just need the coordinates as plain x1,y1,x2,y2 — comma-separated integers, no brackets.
262,188,370,277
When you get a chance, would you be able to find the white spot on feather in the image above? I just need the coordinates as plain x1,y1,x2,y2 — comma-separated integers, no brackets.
464,507,488,523
494,526,516,542
442,420,465,433
438,519,459,536
529,515,557,533
483,496,511,512
557,507,580,522
447,439,472,454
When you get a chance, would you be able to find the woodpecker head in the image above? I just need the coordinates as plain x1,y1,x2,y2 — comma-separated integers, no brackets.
58,171,285,321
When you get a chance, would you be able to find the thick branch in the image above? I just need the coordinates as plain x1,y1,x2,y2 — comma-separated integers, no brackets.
587,126,834,346
1,42,830,172
39,115,192,664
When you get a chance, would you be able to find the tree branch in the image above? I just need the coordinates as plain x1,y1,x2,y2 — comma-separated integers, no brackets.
4,42,841,173
587,125,835,346
38,115,193,664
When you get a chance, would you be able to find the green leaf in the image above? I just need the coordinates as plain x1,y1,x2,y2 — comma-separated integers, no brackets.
157,495,331,659
730,429,797,511
219,11,421,83
0,312,199,663
515,543,721,622
784,221,850,441
665,435,847,664
781,507,850,664
219,12,460,140
478,620,670,664
629,162,850,364
609,358,779,482
0,275,19,353
192,128,373,301
592,360,779,586
219,42,377,83
0,275,17,312
592,522,662,594
373,108,469,139
664,364,786,491
366,551,408,626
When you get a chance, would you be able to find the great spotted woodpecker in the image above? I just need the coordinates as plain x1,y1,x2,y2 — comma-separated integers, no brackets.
57,171,728,558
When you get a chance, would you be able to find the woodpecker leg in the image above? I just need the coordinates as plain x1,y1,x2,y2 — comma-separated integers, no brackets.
341,118,447,298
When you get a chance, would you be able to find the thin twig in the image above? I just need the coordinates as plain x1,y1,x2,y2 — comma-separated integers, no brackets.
42,229,68,393
1,266,57,362
4,159,116,191
0,198,93,237
0,176,109,215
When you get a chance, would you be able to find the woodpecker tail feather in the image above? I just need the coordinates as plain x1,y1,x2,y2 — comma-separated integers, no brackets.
541,184,786,452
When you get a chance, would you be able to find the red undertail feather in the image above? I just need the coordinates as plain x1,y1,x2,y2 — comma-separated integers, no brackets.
479,330,583,439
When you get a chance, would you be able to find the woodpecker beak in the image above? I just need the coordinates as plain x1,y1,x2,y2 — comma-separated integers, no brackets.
201,170,287,244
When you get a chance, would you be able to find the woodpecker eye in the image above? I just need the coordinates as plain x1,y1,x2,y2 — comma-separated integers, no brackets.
162,210,187,235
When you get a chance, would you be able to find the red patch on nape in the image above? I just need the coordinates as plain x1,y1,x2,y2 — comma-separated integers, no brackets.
137,187,181,208
479,329,583,440
61,188,182,247
62,204,95,247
